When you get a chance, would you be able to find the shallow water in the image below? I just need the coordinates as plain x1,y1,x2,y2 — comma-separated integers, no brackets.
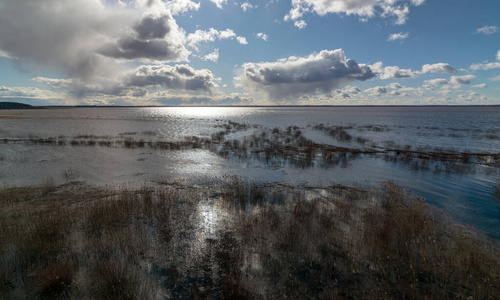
0,106,499,239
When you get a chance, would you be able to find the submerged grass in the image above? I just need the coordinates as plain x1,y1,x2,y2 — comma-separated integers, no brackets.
2,121,498,174
0,180,498,299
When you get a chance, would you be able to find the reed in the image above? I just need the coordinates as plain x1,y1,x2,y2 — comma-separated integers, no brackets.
0,180,498,299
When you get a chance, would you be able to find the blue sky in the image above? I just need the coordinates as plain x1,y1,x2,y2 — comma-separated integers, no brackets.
0,0,498,105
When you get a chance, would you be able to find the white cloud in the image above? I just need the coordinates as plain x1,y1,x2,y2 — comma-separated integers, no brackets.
365,86,387,96
342,85,362,94
470,62,500,70
241,2,254,11
236,36,248,45
380,66,420,79
164,0,200,15
411,0,425,5
210,0,227,9
187,28,247,51
424,78,448,85
387,32,409,41
471,83,487,88
450,75,476,85
380,4,409,25
490,75,500,81
387,82,403,89
497,50,500,61
285,0,424,27
235,49,376,100
294,20,307,29
202,48,219,62
256,33,269,41
369,61,384,73
421,63,457,74
475,26,499,35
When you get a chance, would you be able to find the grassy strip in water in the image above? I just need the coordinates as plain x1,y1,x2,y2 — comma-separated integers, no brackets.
0,179,498,299
1,121,499,173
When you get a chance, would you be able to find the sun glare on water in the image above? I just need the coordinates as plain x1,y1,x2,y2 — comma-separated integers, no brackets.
146,106,248,119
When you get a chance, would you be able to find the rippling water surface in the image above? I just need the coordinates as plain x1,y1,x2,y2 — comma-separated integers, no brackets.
1,106,499,239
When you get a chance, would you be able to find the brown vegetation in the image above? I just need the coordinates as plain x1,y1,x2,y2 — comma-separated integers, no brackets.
0,180,498,299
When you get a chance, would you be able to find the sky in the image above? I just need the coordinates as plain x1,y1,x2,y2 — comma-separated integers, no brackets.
0,0,499,106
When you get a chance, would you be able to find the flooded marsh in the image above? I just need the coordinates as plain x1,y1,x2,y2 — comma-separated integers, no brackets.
1,106,500,298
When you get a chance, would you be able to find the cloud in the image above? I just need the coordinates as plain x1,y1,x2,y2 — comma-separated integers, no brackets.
187,28,247,51
387,82,403,89
365,86,387,96
36,64,217,98
411,0,425,5
0,86,59,98
380,66,420,79
421,63,457,74
424,78,448,85
470,62,500,70
235,49,376,99
34,76,140,98
0,0,189,79
164,0,200,15
387,32,409,41
236,36,248,45
256,33,269,41
450,75,476,85
210,0,228,9
202,49,219,62
497,50,500,61
124,65,217,91
475,26,499,35
98,10,189,62
285,0,425,27
342,85,362,94
241,2,254,11
380,4,409,25
294,20,308,29
471,83,487,88
490,75,500,82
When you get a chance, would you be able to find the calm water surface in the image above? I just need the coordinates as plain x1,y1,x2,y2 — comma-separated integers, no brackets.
1,106,499,239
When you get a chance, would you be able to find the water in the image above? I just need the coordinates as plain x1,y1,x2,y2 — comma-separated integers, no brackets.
0,106,499,239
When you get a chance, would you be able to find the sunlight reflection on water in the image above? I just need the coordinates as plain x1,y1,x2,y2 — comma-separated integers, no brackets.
144,106,250,119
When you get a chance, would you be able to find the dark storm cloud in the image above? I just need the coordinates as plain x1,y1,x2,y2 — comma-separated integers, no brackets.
235,49,376,99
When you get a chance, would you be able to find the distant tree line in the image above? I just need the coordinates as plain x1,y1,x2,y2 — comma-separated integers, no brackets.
0,102,34,109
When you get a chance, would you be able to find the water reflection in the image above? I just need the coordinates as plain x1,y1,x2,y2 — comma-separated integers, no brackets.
144,106,250,119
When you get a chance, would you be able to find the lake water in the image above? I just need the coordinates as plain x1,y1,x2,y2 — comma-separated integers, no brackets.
1,106,499,239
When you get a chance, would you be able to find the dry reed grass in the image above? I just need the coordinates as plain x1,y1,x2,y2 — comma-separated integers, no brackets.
0,180,498,299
